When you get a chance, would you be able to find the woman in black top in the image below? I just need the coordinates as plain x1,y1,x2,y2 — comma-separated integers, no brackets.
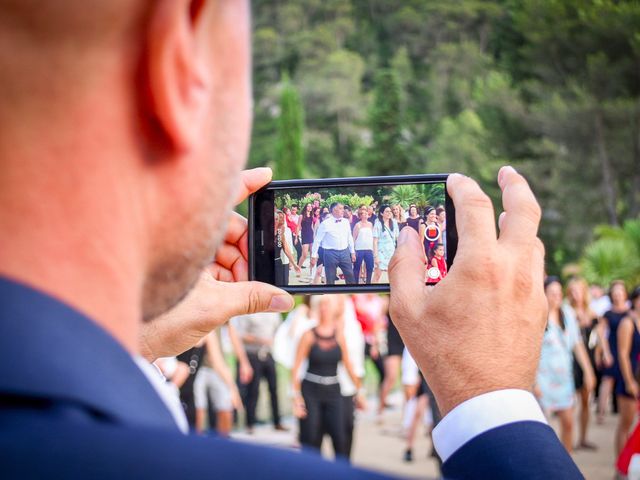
291,295,363,458
406,205,423,234
297,203,314,269
566,277,598,450
596,280,629,428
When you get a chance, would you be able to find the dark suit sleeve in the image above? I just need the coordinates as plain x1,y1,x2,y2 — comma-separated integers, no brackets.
441,421,584,480
2,414,395,480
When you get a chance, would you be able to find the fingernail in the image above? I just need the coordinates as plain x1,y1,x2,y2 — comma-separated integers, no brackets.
269,294,293,312
397,227,411,246
447,172,463,182
498,166,517,187
498,211,506,230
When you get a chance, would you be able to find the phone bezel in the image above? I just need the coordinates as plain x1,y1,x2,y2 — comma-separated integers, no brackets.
249,174,457,294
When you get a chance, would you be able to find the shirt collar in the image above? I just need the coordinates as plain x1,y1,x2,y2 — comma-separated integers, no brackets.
0,276,178,431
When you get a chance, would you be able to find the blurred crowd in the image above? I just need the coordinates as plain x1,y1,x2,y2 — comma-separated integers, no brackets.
154,277,640,475
537,277,640,476
154,292,443,468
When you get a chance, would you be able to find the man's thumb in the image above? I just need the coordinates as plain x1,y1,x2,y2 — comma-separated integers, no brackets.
388,227,426,298
217,281,294,317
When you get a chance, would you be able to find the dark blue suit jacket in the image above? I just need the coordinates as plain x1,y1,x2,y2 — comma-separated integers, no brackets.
0,277,583,479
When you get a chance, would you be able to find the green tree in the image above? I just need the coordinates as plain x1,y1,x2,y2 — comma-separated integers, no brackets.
388,184,420,206
364,69,409,175
275,75,305,180
428,110,501,200
580,219,640,287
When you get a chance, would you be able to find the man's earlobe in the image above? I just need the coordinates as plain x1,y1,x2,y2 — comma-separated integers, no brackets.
145,0,210,153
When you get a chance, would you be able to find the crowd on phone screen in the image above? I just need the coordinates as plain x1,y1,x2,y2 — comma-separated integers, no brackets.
153,274,640,474
275,200,448,286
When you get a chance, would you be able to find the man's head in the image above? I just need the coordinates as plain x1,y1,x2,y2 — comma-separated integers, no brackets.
291,204,298,215
0,1,253,323
330,202,344,219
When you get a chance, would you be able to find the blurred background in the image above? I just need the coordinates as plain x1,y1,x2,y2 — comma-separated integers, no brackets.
245,0,640,288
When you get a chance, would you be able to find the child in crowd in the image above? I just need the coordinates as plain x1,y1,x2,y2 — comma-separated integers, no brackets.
426,244,447,284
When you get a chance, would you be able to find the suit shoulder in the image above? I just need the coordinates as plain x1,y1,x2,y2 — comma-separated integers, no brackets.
442,421,584,480
1,417,391,479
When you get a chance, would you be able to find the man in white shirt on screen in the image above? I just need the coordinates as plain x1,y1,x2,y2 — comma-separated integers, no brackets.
310,202,356,285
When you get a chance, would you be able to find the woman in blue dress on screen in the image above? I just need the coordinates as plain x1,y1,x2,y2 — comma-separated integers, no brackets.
372,205,399,284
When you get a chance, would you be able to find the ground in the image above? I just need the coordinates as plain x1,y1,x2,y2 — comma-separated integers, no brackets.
231,390,620,479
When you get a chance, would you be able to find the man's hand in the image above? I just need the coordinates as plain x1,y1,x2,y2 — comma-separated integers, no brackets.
627,379,640,399
238,360,253,384
139,168,294,361
355,392,367,411
351,253,356,263
603,351,614,368
292,395,307,419
388,166,546,417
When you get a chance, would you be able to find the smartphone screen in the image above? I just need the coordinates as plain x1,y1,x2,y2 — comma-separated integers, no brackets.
250,174,456,294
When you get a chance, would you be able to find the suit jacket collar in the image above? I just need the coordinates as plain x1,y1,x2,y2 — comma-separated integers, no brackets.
0,276,178,431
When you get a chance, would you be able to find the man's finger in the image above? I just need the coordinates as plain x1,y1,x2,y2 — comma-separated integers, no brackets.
447,174,497,252
388,227,427,307
209,264,235,283
223,212,249,260
214,281,294,316
214,242,247,280
497,166,541,247
234,167,273,205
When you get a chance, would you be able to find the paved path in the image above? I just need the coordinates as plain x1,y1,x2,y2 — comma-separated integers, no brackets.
231,391,624,479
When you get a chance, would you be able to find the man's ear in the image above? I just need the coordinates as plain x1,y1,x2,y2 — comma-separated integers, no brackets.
145,0,210,153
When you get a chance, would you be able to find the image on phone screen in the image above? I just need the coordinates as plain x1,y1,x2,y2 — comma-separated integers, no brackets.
251,176,456,293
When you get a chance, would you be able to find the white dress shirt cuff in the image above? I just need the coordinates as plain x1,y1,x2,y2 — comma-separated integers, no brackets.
432,389,547,462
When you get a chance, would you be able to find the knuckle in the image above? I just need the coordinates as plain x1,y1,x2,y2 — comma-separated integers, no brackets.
462,191,493,211
246,286,263,314
512,264,533,298
459,253,499,284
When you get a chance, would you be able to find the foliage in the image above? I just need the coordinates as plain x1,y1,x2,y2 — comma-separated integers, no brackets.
249,0,640,275
362,69,410,175
419,183,446,208
580,219,640,287
274,193,292,210
278,191,373,210
275,75,305,179
324,194,374,209
387,185,421,207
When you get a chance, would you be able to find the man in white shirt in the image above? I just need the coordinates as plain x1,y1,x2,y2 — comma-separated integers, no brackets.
310,202,356,285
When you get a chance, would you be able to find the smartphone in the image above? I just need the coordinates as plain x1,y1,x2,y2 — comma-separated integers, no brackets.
249,174,457,294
